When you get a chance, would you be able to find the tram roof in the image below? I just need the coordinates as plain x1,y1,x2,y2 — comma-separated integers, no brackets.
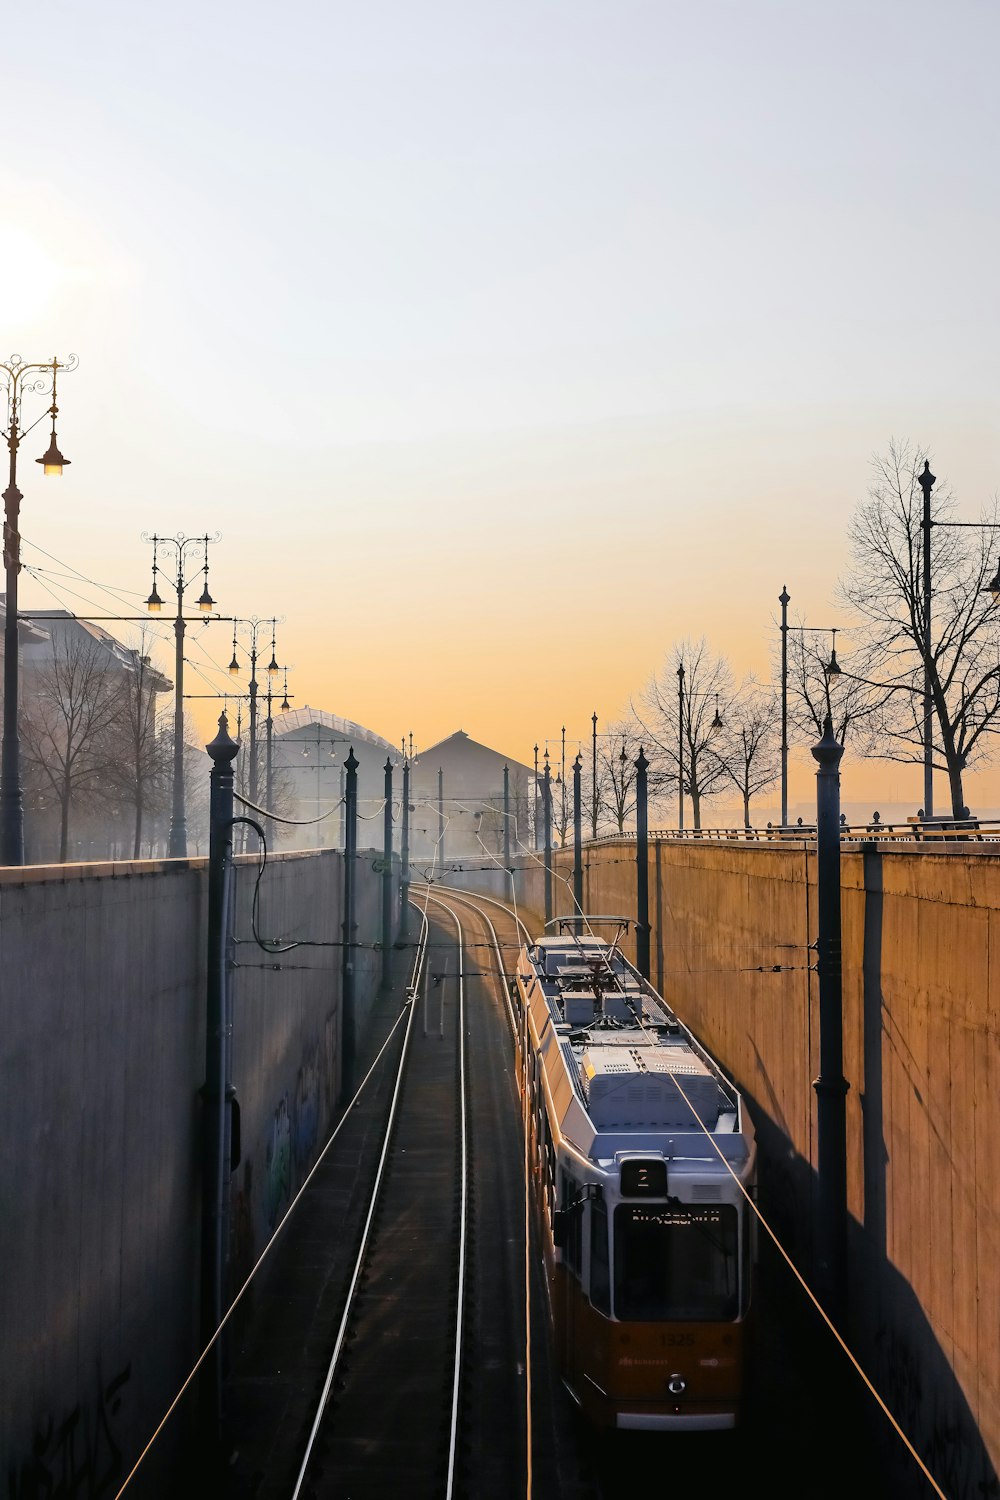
520,936,754,1164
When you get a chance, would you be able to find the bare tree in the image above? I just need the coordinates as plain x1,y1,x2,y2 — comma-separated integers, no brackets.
508,768,529,852
182,725,212,855
589,720,651,833
482,767,531,857
783,625,884,748
712,681,780,828
478,797,506,855
637,638,733,828
20,633,129,860
839,441,1000,817
106,635,171,857
553,758,574,848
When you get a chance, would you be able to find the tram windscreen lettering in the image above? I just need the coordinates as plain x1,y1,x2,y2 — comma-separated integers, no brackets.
614,1204,738,1321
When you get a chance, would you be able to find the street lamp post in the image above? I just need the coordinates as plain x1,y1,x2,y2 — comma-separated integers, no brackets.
2,354,76,865
264,650,291,810
914,458,1000,819
778,611,841,826
677,663,685,831
144,531,220,858
183,664,291,828
227,616,280,809
920,462,935,818
676,675,724,831
779,586,790,826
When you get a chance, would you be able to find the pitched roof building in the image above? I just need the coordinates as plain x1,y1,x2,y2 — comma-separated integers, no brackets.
409,730,534,865
269,705,401,849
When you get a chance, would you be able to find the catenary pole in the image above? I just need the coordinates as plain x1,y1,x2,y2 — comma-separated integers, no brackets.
635,748,650,980
812,715,849,1328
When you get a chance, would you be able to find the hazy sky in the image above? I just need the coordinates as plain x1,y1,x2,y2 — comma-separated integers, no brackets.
3,0,998,814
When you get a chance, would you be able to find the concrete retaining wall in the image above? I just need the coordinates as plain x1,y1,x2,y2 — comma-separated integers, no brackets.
452,838,999,1498
1,846,397,1496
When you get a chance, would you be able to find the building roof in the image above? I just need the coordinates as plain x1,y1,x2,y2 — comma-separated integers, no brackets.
417,729,533,778
0,595,49,646
272,705,398,755
19,610,172,690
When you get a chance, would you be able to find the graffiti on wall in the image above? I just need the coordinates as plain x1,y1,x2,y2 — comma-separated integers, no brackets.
8,1362,132,1500
875,1321,1000,1498
293,1044,320,1169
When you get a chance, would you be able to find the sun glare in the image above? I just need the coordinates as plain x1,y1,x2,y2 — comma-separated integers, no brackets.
0,228,68,325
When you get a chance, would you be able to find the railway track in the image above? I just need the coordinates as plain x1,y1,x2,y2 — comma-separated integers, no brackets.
429,884,600,1500
289,898,467,1498
290,889,541,1500
224,883,602,1499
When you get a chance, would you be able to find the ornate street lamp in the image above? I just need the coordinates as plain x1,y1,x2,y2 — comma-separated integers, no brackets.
918,457,1000,818
143,532,221,856
778,603,843,828
2,354,77,865
677,662,685,830
227,616,280,808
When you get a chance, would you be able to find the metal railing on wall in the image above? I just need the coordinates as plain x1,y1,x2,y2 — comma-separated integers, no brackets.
584,816,1000,846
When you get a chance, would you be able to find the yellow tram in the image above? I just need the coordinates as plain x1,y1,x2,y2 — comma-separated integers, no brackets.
515,922,756,1431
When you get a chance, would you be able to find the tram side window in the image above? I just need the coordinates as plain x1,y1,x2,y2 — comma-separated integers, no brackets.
589,1195,611,1315
561,1173,582,1275
540,1108,556,1214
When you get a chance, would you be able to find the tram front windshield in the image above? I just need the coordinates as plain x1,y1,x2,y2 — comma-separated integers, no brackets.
613,1203,739,1321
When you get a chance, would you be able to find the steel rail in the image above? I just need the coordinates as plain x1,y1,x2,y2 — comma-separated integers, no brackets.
290,903,430,1499
426,887,534,1500
435,881,532,946
434,884,527,1040
422,894,470,1500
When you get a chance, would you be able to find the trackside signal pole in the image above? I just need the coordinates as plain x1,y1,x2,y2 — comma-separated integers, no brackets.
812,715,849,1328
401,759,410,940
503,763,511,869
635,748,650,980
438,767,445,864
342,748,359,1083
381,759,393,990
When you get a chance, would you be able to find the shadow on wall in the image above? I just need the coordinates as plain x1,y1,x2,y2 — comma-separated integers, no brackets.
746,1098,998,1500
853,846,998,1500
448,843,999,1497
